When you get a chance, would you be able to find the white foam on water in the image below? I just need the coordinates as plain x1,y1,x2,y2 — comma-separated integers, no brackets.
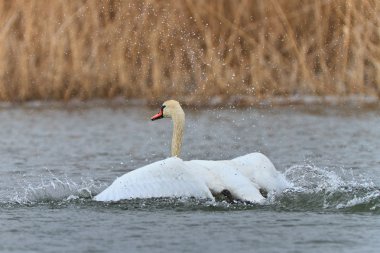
281,164,379,211
336,190,380,210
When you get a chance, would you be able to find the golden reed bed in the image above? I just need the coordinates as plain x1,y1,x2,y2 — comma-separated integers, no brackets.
0,0,379,104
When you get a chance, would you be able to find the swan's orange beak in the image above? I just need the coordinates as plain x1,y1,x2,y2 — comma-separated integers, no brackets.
151,107,164,121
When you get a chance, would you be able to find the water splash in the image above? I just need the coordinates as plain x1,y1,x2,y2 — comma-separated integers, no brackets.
4,171,105,205
270,164,380,213
1,164,379,213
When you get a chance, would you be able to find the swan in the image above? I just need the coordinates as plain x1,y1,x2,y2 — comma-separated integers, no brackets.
94,100,288,202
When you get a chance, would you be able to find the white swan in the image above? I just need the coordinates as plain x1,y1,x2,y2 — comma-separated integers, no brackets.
94,100,288,202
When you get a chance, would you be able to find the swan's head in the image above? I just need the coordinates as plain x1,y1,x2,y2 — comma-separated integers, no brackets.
151,100,184,121
150,100,185,157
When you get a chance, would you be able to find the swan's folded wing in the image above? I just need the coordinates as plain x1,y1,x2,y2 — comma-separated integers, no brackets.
232,152,290,192
186,160,265,203
94,157,214,202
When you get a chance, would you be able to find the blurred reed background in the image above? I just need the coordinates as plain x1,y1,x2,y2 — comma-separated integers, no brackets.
0,0,379,104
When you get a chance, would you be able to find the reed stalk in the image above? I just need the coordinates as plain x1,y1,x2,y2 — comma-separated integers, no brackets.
0,0,379,103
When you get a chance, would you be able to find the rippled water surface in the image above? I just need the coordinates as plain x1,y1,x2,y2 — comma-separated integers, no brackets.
0,103,379,253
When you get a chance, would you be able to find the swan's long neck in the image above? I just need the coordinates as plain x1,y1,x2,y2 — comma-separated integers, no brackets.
171,110,185,157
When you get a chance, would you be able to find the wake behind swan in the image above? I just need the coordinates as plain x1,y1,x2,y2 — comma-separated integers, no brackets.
94,100,289,202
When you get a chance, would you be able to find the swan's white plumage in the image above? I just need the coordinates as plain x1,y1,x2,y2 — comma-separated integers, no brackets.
94,152,288,202
185,159,265,202
94,157,214,201
232,153,290,192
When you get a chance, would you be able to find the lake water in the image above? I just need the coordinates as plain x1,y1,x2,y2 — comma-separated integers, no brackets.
0,102,379,253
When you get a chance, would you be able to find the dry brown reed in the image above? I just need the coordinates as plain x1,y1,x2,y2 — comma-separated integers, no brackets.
0,0,379,104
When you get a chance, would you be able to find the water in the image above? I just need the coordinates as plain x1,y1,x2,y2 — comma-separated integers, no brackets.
0,102,379,253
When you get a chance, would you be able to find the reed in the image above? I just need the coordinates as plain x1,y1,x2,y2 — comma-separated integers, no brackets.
0,0,379,104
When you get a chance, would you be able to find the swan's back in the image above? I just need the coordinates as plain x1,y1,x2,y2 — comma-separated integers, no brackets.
94,157,213,201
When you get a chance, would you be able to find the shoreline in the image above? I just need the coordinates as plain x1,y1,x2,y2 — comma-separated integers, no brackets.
0,95,378,110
